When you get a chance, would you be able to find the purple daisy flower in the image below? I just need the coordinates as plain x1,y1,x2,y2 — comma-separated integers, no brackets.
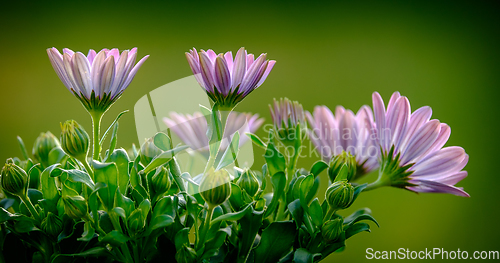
47,47,149,112
185,47,275,109
306,105,379,178
163,111,264,157
269,98,306,143
369,91,469,197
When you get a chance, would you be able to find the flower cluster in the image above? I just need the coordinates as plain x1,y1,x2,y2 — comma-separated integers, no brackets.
0,46,469,263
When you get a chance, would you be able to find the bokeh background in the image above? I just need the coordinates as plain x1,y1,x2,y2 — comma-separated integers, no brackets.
1,0,499,261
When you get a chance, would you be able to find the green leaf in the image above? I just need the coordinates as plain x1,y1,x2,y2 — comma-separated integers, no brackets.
264,172,286,218
0,208,17,222
310,160,328,177
108,148,130,193
143,145,188,174
14,219,38,233
93,161,118,210
150,215,174,231
51,247,112,263
293,248,322,263
308,198,323,227
105,121,119,161
88,183,106,226
265,142,286,176
345,222,371,239
99,110,128,145
344,208,379,227
17,136,29,160
211,203,253,224
299,175,315,209
216,131,240,170
228,183,244,210
48,147,68,166
237,210,265,262
153,196,176,219
254,221,297,263
246,132,267,149
174,227,191,251
352,183,368,204
41,164,60,201
99,230,129,247
28,164,41,189
64,169,95,189
333,165,349,182
153,132,171,151
287,199,303,229
77,221,96,242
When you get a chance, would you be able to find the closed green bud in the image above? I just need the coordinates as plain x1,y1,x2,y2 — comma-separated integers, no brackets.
0,159,28,196
62,195,88,220
237,169,260,197
60,120,89,160
41,212,63,236
127,209,145,236
151,167,172,194
33,132,60,168
140,137,162,166
175,245,197,263
322,217,344,243
199,168,231,207
325,180,354,210
328,151,356,182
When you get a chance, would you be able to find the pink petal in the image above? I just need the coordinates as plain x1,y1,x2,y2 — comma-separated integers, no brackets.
214,55,232,96
411,146,467,176
255,60,275,88
372,92,387,151
401,119,440,164
231,47,247,90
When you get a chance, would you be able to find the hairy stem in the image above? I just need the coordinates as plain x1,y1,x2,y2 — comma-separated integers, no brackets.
196,204,215,251
90,111,103,161
19,194,41,223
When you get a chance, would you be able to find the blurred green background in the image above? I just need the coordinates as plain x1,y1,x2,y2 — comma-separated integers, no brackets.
1,0,499,261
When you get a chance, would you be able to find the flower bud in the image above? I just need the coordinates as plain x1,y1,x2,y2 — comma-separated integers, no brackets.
325,180,354,210
322,217,344,243
60,120,90,160
127,209,145,236
328,151,356,182
269,98,306,144
0,159,28,196
41,212,63,236
140,137,162,166
33,132,60,168
62,195,88,220
199,168,231,207
175,245,197,263
151,167,172,194
237,169,260,197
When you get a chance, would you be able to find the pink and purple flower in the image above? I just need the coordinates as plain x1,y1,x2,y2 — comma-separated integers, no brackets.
186,47,275,109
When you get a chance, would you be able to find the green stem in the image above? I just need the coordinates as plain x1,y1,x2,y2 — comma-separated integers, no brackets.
109,215,133,263
90,111,104,161
196,204,215,251
80,158,94,181
19,194,41,223
365,172,390,191
323,206,336,222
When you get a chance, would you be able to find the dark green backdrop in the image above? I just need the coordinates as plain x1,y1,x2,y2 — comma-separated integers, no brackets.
1,0,499,262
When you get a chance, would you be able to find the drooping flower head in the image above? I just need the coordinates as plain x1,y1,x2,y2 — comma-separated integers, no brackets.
269,98,306,144
163,111,264,157
47,47,149,113
186,47,275,110
370,92,469,197
307,105,379,179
